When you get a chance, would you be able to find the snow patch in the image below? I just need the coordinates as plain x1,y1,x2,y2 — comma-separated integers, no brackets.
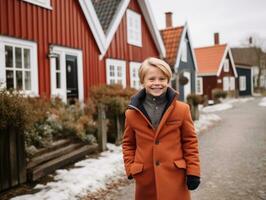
259,97,266,107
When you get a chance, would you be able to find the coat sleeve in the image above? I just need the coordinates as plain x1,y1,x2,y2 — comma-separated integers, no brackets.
122,111,136,177
181,104,201,177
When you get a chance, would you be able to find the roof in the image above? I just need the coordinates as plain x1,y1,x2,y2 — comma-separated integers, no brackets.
92,0,122,33
79,0,165,57
231,47,266,66
195,44,227,74
160,26,184,66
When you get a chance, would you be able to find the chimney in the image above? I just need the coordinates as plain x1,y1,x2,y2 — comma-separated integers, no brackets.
249,37,253,45
214,32,220,45
165,12,173,28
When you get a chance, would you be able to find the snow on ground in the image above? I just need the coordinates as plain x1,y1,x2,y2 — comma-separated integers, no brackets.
12,144,125,200
201,97,255,113
12,97,256,200
194,114,221,134
259,97,266,107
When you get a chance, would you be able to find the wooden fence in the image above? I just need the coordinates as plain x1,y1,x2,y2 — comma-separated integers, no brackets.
0,129,26,193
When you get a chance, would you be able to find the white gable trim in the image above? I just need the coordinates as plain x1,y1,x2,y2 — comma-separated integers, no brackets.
79,0,106,55
137,0,165,58
79,0,165,58
216,46,238,77
104,0,130,56
174,22,198,72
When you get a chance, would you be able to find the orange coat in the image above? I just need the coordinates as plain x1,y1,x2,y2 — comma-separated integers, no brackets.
122,88,200,200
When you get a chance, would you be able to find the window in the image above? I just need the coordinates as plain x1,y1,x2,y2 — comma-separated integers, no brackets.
223,76,229,91
230,77,235,90
223,59,229,72
196,77,203,95
130,62,141,90
55,55,61,89
106,59,126,87
127,9,142,47
22,0,52,9
239,76,246,91
181,39,188,62
0,36,38,96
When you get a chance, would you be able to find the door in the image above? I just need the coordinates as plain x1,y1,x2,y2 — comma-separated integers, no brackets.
183,71,191,101
66,55,78,104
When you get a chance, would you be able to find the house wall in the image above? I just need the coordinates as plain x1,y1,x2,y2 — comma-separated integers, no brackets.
201,75,217,100
201,53,238,100
177,33,196,101
236,67,252,96
100,0,159,86
0,0,101,100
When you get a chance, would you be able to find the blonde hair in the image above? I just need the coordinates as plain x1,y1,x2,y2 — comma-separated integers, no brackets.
138,57,172,84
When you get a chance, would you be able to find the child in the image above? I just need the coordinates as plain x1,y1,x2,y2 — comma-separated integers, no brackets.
122,57,200,200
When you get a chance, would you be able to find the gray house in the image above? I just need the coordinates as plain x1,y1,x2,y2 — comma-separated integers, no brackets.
232,47,266,93
160,12,198,101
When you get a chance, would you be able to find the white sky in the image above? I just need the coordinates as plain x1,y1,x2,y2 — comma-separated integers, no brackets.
148,0,266,48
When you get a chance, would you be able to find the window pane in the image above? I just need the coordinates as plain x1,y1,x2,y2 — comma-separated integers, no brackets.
15,47,22,68
117,66,122,77
110,79,115,84
56,55,60,70
24,48,31,69
56,72,61,89
117,80,122,85
6,70,14,89
5,46,13,68
16,71,23,90
132,68,136,77
25,71,31,90
110,65,115,77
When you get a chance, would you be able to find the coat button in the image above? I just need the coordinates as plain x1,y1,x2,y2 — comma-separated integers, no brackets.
155,140,160,145
155,160,160,166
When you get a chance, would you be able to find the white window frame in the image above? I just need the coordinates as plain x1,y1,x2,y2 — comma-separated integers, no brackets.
223,59,229,72
239,76,246,91
49,46,84,103
229,77,235,90
129,62,141,90
223,76,229,91
127,9,142,47
22,0,52,9
106,59,126,88
196,77,203,95
0,36,38,96
181,39,188,62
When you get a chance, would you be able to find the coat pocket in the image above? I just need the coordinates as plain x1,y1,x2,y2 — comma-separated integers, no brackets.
174,159,187,169
166,120,182,126
130,162,144,176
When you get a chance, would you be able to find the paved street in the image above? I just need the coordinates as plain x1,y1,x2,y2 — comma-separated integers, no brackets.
103,97,266,200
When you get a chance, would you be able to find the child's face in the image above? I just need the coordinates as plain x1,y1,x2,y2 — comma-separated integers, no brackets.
143,66,168,96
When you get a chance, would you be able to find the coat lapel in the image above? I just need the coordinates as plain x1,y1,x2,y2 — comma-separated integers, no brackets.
155,101,175,138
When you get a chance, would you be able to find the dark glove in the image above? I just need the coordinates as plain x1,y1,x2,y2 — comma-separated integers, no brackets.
186,175,200,190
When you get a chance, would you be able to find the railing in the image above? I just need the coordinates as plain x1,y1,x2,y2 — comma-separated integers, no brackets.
0,129,26,193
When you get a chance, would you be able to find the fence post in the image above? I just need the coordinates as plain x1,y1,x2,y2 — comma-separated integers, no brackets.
97,104,107,152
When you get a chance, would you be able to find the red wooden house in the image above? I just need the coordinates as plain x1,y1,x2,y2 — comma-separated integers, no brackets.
0,0,165,103
92,0,165,90
195,33,238,100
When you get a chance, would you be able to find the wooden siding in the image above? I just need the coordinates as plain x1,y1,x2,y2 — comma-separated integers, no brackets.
0,0,101,100
202,76,218,100
100,0,159,86
178,33,196,101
